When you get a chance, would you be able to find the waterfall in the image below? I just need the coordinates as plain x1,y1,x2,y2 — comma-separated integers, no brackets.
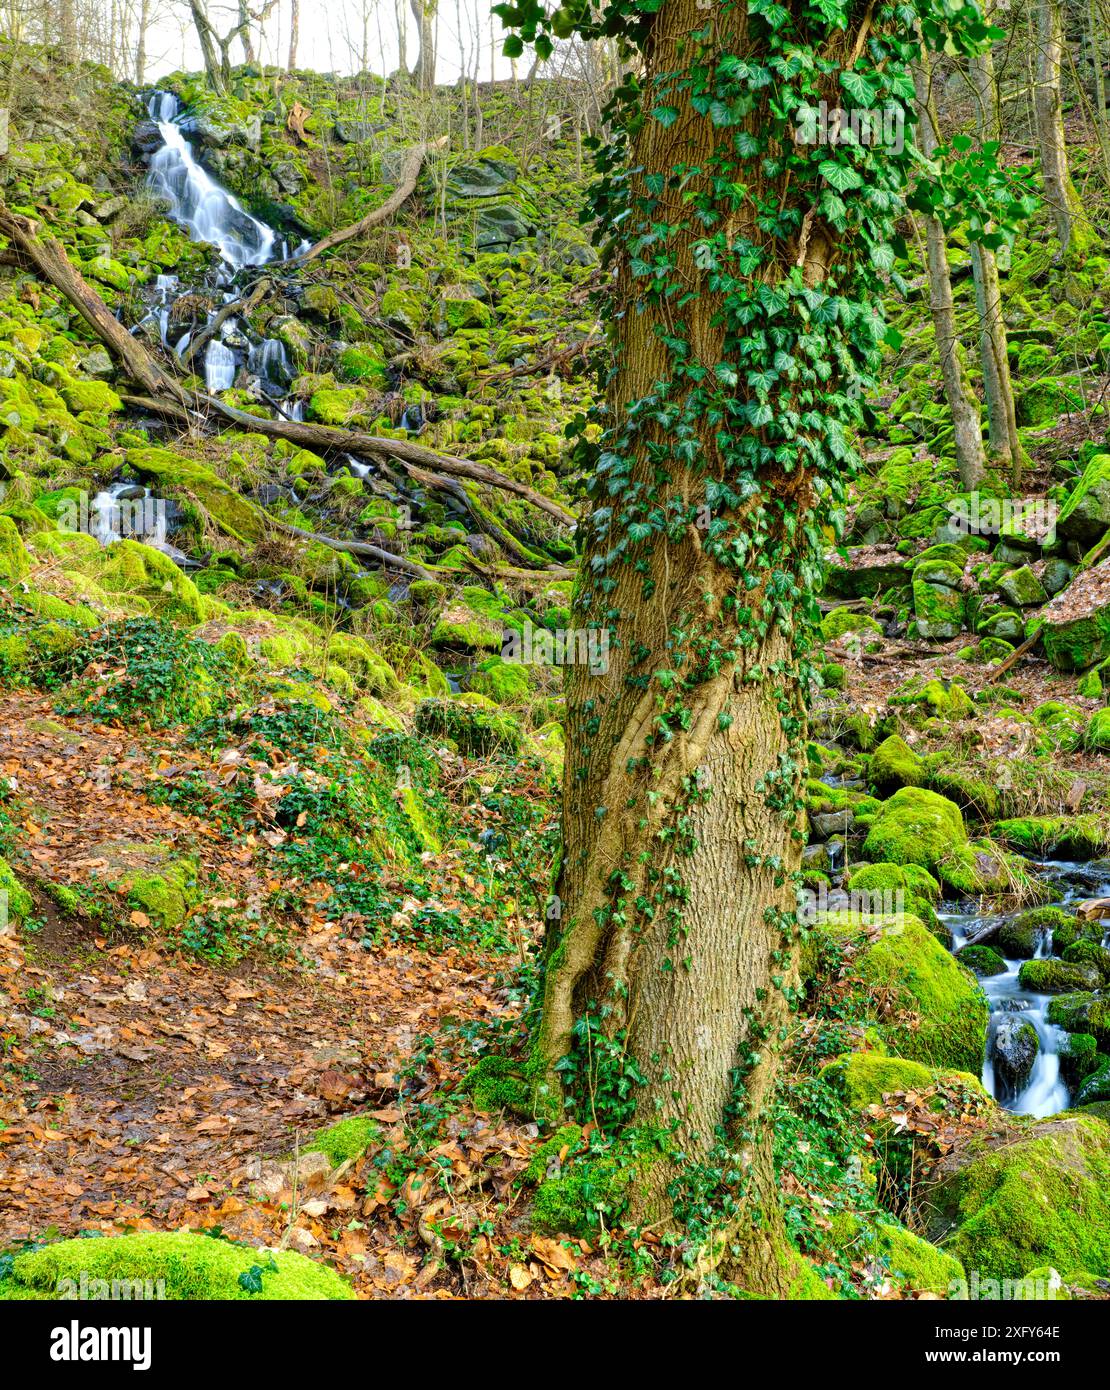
146,91,275,271
205,339,237,393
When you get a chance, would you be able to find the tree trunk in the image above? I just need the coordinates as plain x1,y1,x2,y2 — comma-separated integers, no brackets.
288,0,300,70
968,38,1023,477
533,0,851,1292
913,52,986,490
188,0,227,95
1035,0,1083,252
134,0,150,83
237,0,257,64
409,0,436,91
1088,0,1110,182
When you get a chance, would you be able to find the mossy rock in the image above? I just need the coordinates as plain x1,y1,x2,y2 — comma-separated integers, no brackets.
957,944,1008,976
465,1054,530,1116
816,913,988,1073
825,1050,986,1110
868,734,924,791
471,654,532,704
122,856,200,929
999,907,1082,959
532,1157,633,1238
879,1221,966,1298
993,815,1105,859
862,786,967,883
303,1113,380,1166
929,1115,1110,1281
820,608,884,644
1018,958,1101,994
1057,453,1110,546
0,1231,353,1301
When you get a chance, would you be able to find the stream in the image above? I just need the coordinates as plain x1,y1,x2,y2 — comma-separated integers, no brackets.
947,858,1110,1118
136,91,306,410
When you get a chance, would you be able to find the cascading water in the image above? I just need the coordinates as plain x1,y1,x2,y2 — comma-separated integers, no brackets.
204,338,237,392
146,92,275,271
948,858,1110,1118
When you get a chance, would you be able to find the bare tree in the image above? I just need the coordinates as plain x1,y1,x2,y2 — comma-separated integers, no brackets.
287,0,299,69
914,47,986,490
1034,0,1083,251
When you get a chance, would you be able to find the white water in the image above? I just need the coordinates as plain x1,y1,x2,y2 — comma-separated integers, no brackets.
146,93,275,271
947,860,1110,1118
204,338,237,393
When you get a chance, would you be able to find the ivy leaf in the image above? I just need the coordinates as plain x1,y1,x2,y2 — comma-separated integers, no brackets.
652,105,679,127
819,159,863,192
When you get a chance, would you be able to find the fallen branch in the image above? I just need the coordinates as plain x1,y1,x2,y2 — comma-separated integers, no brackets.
286,137,449,267
985,629,1041,682
0,206,188,403
179,278,270,371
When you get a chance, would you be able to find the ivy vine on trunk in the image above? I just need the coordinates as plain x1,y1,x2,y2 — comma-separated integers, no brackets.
496,0,1018,1291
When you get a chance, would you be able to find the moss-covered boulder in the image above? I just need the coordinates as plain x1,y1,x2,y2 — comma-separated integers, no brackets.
868,735,924,791
1057,453,1110,546
957,944,1008,976
0,1231,353,1300
999,907,1082,958
993,815,1104,859
862,787,967,883
817,912,988,1073
1040,559,1110,672
824,1049,987,1109
929,1116,1110,1281
0,855,33,925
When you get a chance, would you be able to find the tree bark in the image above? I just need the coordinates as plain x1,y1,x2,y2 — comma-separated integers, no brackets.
913,52,986,491
409,0,436,91
967,36,1023,478
1035,0,1083,252
288,0,300,70
533,0,843,1293
188,0,228,95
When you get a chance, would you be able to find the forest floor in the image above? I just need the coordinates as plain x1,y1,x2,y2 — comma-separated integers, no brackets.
0,690,611,1299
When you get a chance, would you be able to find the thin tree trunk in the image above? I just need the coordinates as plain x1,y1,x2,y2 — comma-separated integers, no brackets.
968,36,1023,478
134,0,150,83
188,0,227,95
1035,0,1083,251
1088,0,1110,182
409,0,436,90
913,53,986,490
288,0,299,69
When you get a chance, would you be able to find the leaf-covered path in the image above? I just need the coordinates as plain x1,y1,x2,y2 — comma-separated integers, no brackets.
0,691,536,1296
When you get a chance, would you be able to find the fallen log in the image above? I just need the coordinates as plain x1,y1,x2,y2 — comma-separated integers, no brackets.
274,521,435,581
0,206,188,403
285,137,449,267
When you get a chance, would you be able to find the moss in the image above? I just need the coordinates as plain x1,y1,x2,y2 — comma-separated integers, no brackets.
1018,959,1100,994
820,608,884,643
868,735,924,790
303,1113,380,1165
472,655,532,703
466,1054,530,1116
818,912,988,1073
1059,1033,1102,1086
825,1050,987,1110
0,855,33,924
957,944,1008,976
398,786,442,853
999,907,1081,959
2,1231,353,1301
1076,1060,1110,1106
522,1124,586,1186
532,1157,633,1237
862,786,967,881
933,1115,1110,1281
414,697,522,756
993,816,1105,859
122,857,199,929
0,514,31,582
879,1221,965,1298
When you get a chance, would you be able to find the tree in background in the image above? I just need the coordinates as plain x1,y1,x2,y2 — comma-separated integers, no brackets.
914,44,986,490
1034,0,1084,252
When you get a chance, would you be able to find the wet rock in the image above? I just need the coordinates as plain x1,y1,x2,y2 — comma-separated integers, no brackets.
992,1014,1040,1098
